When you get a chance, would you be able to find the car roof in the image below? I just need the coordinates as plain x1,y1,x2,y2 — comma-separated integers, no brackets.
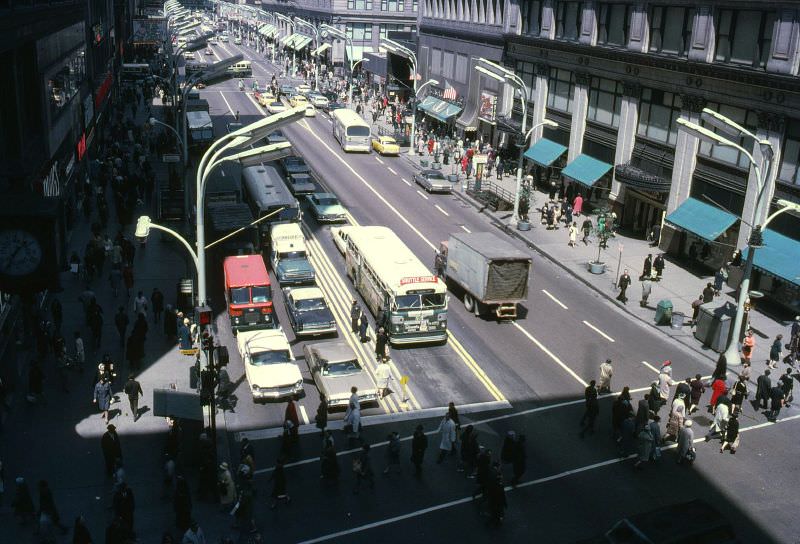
237,329,291,353
311,192,336,200
289,286,325,301
307,341,357,363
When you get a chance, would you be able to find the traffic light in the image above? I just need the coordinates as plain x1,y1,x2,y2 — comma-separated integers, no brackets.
196,306,213,326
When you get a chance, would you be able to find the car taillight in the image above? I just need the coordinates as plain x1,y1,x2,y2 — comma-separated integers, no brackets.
260,307,271,314
230,308,243,317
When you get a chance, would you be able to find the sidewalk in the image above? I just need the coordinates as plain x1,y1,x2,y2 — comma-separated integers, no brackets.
389,140,789,364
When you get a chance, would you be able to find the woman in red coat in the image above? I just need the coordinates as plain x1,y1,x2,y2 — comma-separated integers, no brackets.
709,377,727,413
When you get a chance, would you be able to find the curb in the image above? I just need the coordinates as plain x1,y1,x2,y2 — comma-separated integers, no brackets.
448,189,720,366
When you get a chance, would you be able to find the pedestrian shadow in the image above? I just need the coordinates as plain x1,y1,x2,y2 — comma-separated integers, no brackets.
136,406,151,420
107,408,122,421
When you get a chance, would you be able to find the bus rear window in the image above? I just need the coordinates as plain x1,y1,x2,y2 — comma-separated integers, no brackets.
231,287,250,304
251,286,271,303
347,126,370,138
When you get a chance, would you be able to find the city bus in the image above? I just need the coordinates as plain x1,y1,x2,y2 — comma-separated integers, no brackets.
241,164,300,249
331,108,371,152
223,254,275,331
344,226,448,345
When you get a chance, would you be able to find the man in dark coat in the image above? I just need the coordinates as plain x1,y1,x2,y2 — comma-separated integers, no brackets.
616,269,632,304
653,254,665,278
702,282,715,303
642,254,652,279
150,287,164,324
114,307,129,349
350,301,361,334
768,384,785,422
486,472,507,526
780,368,794,407
674,378,692,411
123,375,143,421
756,369,772,409
101,424,123,477
112,482,135,531
410,424,428,477
375,327,389,361
579,380,599,438
359,312,369,343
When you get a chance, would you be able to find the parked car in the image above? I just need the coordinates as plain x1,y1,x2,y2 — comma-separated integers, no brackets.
306,193,347,222
237,329,304,402
234,37,242,45
286,172,316,195
289,94,309,108
303,341,379,408
204,48,213,55
283,287,337,337
371,136,400,156
414,169,452,193
220,35,229,42
305,105,317,117
281,156,310,177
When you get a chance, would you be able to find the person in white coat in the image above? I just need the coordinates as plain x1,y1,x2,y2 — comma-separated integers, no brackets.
436,413,456,463
704,401,729,442
375,360,392,399
658,365,675,406
344,399,361,440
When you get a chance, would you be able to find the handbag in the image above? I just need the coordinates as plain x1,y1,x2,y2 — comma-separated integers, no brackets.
685,447,697,463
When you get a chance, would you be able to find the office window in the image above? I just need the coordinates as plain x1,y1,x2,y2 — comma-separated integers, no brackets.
455,53,469,84
555,1,583,41
441,51,454,79
430,48,442,75
346,22,373,41
347,0,373,9
715,9,776,68
637,88,681,145
515,60,536,102
381,0,404,11
597,3,631,46
778,121,800,185
546,68,574,112
698,102,759,169
649,6,694,56
520,1,543,36
413,0,418,12
47,47,85,117
587,77,622,128
379,23,405,39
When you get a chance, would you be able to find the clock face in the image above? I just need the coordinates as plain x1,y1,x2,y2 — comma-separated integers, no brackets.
0,229,43,277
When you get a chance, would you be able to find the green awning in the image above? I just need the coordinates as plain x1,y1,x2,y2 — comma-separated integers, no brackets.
744,229,800,286
279,34,294,46
418,96,462,123
311,43,331,56
561,154,613,187
290,35,313,51
523,138,567,167
665,197,738,242
259,24,276,38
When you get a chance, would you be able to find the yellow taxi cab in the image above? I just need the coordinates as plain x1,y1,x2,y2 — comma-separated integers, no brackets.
255,91,275,107
305,104,317,117
289,94,309,108
371,135,400,156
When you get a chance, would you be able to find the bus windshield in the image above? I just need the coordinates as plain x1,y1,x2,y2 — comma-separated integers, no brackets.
347,126,370,138
251,286,271,303
231,287,250,304
394,293,446,310
251,349,292,365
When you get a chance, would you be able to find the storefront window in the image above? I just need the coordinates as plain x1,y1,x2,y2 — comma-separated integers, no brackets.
698,102,758,170
546,68,573,112
587,77,622,128
636,88,681,145
47,47,85,118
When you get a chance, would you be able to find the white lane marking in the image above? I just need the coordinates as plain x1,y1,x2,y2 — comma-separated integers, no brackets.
401,178,411,186
460,225,471,233
582,320,615,342
297,413,800,543
541,289,568,310
218,91,236,117
434,204,449,217
512,322,588,386
416,190,429,200
387,167,397,175
299,405,309,425
641,360,661,374
375,156,384,164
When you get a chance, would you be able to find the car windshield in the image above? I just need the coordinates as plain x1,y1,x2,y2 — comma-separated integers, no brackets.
295,297,326,311
231,287,250,304
292,175,312,183
252,286,271,303
321,359,361,376
347,126,371,137
427,172,446,180
383,138,396,144
270,102,283,107
279,251,307,260
251,349,291,365
316,197,338,206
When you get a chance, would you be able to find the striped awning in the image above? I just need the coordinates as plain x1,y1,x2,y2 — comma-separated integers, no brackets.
279,34,294,46
259,24,276,38
290,35,313,51
311,43,331,56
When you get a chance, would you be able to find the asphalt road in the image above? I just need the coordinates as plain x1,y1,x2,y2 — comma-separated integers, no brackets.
194,38,800,542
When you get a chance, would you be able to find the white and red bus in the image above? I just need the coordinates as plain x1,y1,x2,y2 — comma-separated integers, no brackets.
223,255,274,331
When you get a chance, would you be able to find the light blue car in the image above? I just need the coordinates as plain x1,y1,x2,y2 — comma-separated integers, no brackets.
306,193,347,223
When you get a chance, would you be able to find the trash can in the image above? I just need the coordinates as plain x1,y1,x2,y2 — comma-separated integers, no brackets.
655,299,673,325
671,311,685,329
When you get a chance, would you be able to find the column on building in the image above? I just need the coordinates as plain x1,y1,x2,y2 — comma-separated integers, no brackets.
609,82,641,203
666,94,706,214
530,63,550,143
567,72,591,162
737,113,786,248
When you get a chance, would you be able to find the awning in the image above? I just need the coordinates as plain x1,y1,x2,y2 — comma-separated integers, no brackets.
561,154,613,187
259,24,276,38
615,163,671,193
665,197,738,242
523,138,567,167
290,35,313,51
280,34,294,46
311,43,331,56
346,45,373,61
744,229,800,286
417,96,462,123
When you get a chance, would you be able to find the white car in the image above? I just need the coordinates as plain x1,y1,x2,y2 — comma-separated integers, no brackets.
267,100,287,114
220,35,229,42
234,37,242,45
308,94,329,109
237,329,304,402
305,104,316,117
296,84,312,95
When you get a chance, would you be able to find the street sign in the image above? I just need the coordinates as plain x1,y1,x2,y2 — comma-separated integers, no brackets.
162,154,181,163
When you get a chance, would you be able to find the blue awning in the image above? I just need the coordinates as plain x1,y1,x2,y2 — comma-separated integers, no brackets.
665,197,738,242
561,154,613,187
523,138,567,167
744,229,800,286
418,96,462,123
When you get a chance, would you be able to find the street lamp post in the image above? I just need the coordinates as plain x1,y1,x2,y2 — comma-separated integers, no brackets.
275,13,295,78
380,38,419,155
294,18,320,90
676,115,775,368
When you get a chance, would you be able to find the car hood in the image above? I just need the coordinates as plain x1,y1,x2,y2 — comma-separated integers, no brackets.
277,258,314,275
295,308,334,326
247,362,302,388
291,180,316,192
314,204,345,215
319,371,376,399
